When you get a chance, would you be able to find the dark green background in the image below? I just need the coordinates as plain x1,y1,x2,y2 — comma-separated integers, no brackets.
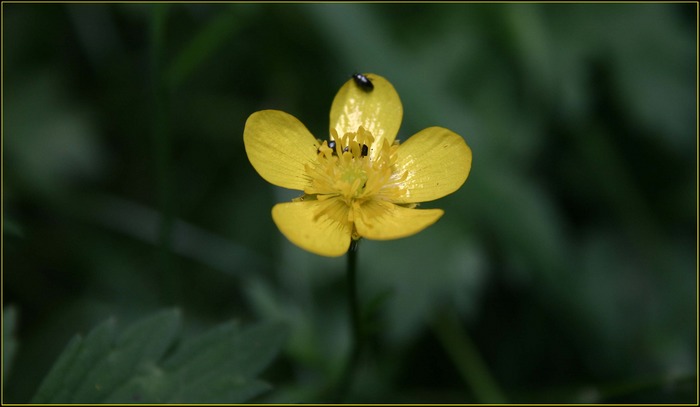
3,3,697,403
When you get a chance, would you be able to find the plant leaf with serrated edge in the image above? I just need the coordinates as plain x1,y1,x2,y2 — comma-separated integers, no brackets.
32,317,116,403
32,309,287,404
73,309,181,403
32,309,180,403
106,320,288,403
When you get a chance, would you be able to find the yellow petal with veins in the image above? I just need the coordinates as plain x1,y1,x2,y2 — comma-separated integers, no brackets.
329,74,403,160
272,199,352,257
354,200,444,240
244,110,319,191
392,127,472,203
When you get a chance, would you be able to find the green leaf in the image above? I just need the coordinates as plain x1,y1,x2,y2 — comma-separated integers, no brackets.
31,309,288,404
32,316,116,403
109,320,288,403
3,306,19,383
32,310,179,403
73,309,181,403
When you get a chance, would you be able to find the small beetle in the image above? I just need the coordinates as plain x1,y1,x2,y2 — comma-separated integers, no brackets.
352,73,374,92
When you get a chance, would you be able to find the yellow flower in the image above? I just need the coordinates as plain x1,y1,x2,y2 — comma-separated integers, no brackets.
244,74,472,257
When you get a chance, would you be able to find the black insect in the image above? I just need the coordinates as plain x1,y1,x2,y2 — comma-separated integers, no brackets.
352,73,374,92
343,144,369,157
318,140,369,157
361,144,369,157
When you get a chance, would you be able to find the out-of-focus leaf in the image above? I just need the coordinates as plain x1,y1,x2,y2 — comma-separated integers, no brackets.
432,308,507,404
570,230,695,379
607,5,695,152
546,4,694,152
166,5,258,89
84,195,268,276
31,310,287,403
3,306,19,383
471,168,569,283
4,72,103,198
3,219,24,239
364,230,489,344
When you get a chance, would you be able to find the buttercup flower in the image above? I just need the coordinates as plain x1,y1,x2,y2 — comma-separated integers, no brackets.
244,74,472,257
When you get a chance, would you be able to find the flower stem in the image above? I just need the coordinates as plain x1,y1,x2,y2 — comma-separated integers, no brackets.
334,239,362,402
150,5,177,304
347,239,361,348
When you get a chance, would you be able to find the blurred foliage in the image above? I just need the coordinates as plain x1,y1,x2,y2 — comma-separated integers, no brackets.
3,2,696,404
3,306,18,383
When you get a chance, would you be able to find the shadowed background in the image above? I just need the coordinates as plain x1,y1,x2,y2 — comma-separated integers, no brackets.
3,3,696,403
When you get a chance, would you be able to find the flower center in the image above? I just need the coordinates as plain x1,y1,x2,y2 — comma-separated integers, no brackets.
340,165,368,196
299,126,410,238
303,126,401,203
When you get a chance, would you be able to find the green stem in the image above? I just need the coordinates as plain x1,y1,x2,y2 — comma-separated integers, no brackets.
348,239,361,348
150,5,176,303
432,308,507,404
334,239,362,402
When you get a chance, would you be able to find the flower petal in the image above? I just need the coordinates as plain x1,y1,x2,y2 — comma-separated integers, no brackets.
354,200,444,240
392,127,472,203
329,74,403,158
244,110,319,191
272,200,352,257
